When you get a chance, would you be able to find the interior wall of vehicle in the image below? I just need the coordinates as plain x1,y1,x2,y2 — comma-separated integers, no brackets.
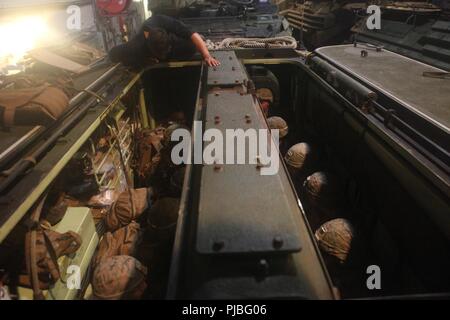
0,86,142,299
170,62,336,300
139,62,450,298
141,66,202,127
248,62,450,296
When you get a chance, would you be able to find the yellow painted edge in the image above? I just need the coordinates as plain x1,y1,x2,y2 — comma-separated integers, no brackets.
0,72,142,243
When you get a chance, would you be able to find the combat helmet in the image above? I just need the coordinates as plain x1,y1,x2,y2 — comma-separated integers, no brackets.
92,255,147,300
303,171,341,211
315,218,355,264
284,142,314,174
162,123,190,148
267,116,288,139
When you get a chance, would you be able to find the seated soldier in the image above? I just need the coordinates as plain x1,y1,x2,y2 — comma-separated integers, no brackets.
146,197,180,245
267,116,289,154
136,127,165,183
256,88,273,117
315,218,364,298
168,110,187,126
284,142,316,193
148,123,188,198
169,166,186,198
302,171,343,231
144,198,181,298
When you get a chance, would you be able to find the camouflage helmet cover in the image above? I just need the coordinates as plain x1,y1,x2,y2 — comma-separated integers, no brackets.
315,218,355,263
284,142,312,169
303,171,340,210
92,255,147,300
267,116,288,139
256,88,274,103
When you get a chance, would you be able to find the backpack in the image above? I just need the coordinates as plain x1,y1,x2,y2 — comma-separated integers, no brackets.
0,85,69,127
93,221,143,267
105,188,150,232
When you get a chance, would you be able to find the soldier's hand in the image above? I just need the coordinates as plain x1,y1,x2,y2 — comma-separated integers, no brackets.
205,55,220,67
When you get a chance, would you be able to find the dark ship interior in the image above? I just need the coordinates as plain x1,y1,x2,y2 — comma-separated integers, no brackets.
0,0,449,300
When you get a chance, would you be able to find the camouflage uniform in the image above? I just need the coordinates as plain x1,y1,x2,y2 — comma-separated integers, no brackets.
136,127,165,183
149,123,189,197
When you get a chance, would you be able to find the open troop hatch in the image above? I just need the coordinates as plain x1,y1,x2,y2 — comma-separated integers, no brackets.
0,46,449,300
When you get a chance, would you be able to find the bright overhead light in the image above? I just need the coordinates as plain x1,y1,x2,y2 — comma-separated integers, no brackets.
0,16,50,68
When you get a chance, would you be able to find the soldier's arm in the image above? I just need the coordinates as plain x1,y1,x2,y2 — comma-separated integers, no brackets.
191,33,220,67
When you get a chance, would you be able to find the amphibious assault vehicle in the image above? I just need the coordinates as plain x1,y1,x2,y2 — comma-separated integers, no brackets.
0,0,449,300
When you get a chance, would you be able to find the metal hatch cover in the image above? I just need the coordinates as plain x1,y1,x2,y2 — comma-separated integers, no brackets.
207,51,248,87
196,91,302,255
315,45,450,132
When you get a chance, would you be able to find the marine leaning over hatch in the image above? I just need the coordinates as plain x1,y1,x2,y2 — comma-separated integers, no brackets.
109,14,220,68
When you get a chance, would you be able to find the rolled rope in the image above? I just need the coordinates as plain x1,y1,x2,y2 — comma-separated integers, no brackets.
206,36,298,50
